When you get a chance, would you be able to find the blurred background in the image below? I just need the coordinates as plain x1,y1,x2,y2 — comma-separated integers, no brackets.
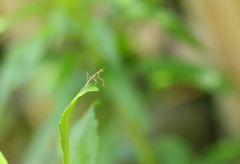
1,0,240,163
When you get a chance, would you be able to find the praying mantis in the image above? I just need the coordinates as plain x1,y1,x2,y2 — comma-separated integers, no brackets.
85,69,104,87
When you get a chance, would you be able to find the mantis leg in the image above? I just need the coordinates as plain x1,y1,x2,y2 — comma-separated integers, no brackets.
97,73,104,87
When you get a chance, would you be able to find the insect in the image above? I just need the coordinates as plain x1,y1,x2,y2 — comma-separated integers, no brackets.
86,69,104,87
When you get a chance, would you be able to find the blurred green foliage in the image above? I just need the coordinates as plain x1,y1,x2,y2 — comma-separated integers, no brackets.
0,0,238,164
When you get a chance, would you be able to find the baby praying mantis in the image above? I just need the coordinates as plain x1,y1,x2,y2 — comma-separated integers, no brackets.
85,69,104,87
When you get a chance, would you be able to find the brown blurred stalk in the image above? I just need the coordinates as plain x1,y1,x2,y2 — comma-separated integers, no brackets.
182,0,240,137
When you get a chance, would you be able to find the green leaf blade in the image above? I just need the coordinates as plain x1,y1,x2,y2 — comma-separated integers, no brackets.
58,85,99,164
0,152,8,164
71,105,98,164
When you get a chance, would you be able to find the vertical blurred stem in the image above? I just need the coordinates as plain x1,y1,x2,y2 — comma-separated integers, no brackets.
106,70,157,164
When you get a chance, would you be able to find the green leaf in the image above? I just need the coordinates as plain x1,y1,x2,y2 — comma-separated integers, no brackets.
154,9,201,48
156,137,193,164
70,105,98,164
97,120,118,164
137,57,231,92
23,69,87,164
58,85,99,164
203,140,240,164
0,152,8,164
0,17,9,34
